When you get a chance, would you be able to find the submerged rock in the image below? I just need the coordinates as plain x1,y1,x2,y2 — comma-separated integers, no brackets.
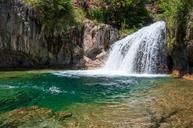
0,106,72,128
55,112,72,121
0,90,39,112
145,80,193,128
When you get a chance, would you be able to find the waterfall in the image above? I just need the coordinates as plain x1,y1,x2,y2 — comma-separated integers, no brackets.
103,21,167,74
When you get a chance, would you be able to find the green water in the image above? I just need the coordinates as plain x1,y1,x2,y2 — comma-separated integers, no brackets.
0,71,170,113
1,71,193,127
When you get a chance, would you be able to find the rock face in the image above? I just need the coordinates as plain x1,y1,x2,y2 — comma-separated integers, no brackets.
0,0,118,69
187,10,193,73
0,0,84,69
169,8,193,75
83,20,118,59
83,20,118,69
146,1,193,75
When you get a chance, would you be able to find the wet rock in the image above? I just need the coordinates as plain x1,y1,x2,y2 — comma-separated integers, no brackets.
0,90,39,112
96,50,107,59
83,20,118,60
82,20,118,69
145,80,193,128
187,40,193,71
84,56,104,69
55,112,72,121
72,46,85,67
157,64,168,74
186,10,193,73
171,9,193,74
171,69,181,78
83,49,107,69
183,74,193,80
0,106,72,128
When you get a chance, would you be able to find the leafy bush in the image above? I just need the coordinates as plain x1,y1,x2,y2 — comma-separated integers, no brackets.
90,8,104,22
32,0,74,36
157,0,193,50
34,0,72,21
88,0,151,29
73,8,86,23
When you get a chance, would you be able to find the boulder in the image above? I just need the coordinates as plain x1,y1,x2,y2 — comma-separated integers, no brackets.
0,1,118,70
83,20,118,60
172,69,181,78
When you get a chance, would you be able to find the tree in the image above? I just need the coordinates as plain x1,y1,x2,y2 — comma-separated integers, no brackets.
33,0,74,37
102,0,151,29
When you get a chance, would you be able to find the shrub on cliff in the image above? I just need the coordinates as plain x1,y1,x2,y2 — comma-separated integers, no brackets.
34,0,72,20
76,0,151,30
157,0,193,71
31,0,74,37
101,0,152,29
157,0,193,49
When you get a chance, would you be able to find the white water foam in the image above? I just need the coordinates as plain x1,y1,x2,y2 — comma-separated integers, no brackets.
103,21,166,74
53,21,168,78
53,70,168,78
48,86,62,94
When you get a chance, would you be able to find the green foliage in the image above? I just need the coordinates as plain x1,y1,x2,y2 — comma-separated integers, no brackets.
156,0,181,50
31,0,74,37
90,8,104,22
156,0,193,71
89,0,151,29
34,0,72,21
157,0,193,51
157,0,181,27
73,8,86,23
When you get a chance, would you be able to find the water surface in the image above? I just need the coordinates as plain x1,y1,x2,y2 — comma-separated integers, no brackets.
0,70,192,127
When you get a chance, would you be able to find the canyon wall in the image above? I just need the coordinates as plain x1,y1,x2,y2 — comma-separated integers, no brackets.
0,0,118,69
147,0,193,75
187,10,193,73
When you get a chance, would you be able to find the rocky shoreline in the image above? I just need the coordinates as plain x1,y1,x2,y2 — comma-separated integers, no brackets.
172,69,193,80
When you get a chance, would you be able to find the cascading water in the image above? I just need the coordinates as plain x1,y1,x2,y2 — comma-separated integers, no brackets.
53,21,168,77
103,21,167,74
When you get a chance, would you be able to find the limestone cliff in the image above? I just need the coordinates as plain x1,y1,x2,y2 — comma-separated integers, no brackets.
0,0,118,69
146,1,193,74
83,20,118,69
187,10,193,73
